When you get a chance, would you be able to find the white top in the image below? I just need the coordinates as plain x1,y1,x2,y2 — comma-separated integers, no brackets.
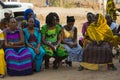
110,22,119,30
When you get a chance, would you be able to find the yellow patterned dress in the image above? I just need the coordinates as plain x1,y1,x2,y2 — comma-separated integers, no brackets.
106,0,117,21
0,29,6,75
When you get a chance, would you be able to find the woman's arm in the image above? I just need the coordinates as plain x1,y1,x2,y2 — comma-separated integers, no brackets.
26,43,35,49
73,27,77,46
55,31,61,48
36,31,41,49
42,36,54,48
4,30,12,48
0,40,4,48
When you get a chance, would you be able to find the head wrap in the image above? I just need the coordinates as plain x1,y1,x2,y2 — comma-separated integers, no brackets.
67,16,75,23
24,8,40,28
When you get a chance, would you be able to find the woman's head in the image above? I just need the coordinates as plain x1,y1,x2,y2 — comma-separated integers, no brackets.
105,14,113,25
8,18,17,30
87,12,95,23
27,18,35,29
46,12,57,27
53,12,60,24
66,16,75,29
94,14,107,27
4,10,12,19
24,8,34,20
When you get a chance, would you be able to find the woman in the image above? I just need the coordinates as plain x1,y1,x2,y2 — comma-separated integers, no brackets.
4,18,33,76
81,12,95,36
79,14,117,71
23,18,45,72
62,16,83,67
0,29,6,78
0,10,12,29
79,12,95,47
23,8,40,29
41,12,68,69
106,0,120,21
105,14,120,57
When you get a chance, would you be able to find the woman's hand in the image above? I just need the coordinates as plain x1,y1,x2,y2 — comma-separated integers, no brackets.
35,48,40,55
68,43,74,48
8,42,14,46
73,43,77,47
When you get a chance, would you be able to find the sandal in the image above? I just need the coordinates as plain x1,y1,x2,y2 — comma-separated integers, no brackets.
65,60,72,67
108,64,117,71
0,74,4,78
78,65,84,71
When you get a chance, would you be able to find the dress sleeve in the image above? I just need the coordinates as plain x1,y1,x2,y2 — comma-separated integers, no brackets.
56,25,61,35
41,25,47,37
23,28,29,43
36,28,41,43
0,30,4,40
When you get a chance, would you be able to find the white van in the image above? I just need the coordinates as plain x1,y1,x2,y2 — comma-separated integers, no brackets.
0,1,34,20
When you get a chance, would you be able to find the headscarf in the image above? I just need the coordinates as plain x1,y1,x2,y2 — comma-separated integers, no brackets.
67,16,75,23
87,14,113,42
106,0,116,21
24,8,40,28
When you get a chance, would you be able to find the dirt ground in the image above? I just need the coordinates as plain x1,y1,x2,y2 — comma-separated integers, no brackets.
1,7,120,80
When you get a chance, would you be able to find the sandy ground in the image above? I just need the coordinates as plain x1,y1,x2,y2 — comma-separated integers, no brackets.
1,7,120,80
1,59,120,80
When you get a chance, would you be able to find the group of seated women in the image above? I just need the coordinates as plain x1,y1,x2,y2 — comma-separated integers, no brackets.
0,8,119,78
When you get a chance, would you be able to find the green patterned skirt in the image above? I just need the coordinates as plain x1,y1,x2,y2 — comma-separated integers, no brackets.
42,44,68,57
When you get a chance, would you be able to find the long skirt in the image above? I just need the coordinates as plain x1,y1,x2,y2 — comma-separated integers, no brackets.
81,42,113,70
82,42,112,64
63,39,83,62
0,49,6,75
42,44,68,57
5,47,33,76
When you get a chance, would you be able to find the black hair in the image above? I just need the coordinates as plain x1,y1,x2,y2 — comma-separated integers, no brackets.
53,12,59,22
67,16,75,23
87,12,94,16
46,12,56,26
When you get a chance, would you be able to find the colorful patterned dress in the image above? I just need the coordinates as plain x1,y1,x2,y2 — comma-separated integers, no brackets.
5,28,33,76
23,28,45,72
41,25,68,57
0,29,6,75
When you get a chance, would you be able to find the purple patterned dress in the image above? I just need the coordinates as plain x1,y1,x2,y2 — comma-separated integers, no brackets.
5,28,33,76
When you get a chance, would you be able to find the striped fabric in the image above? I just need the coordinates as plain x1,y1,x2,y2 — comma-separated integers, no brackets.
82,42,113,64
5,28,33,76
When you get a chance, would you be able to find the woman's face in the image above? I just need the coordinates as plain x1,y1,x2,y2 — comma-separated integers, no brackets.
4,13,11,19
95,14,99,24
49,16,56,27
67,22,74,30
9,18,17,30
27,12,33,19
105,15,112,24
87,14,95,23
27,18,35,28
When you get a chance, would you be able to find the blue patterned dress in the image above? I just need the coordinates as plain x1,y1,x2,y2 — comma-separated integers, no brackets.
23,28,45,72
